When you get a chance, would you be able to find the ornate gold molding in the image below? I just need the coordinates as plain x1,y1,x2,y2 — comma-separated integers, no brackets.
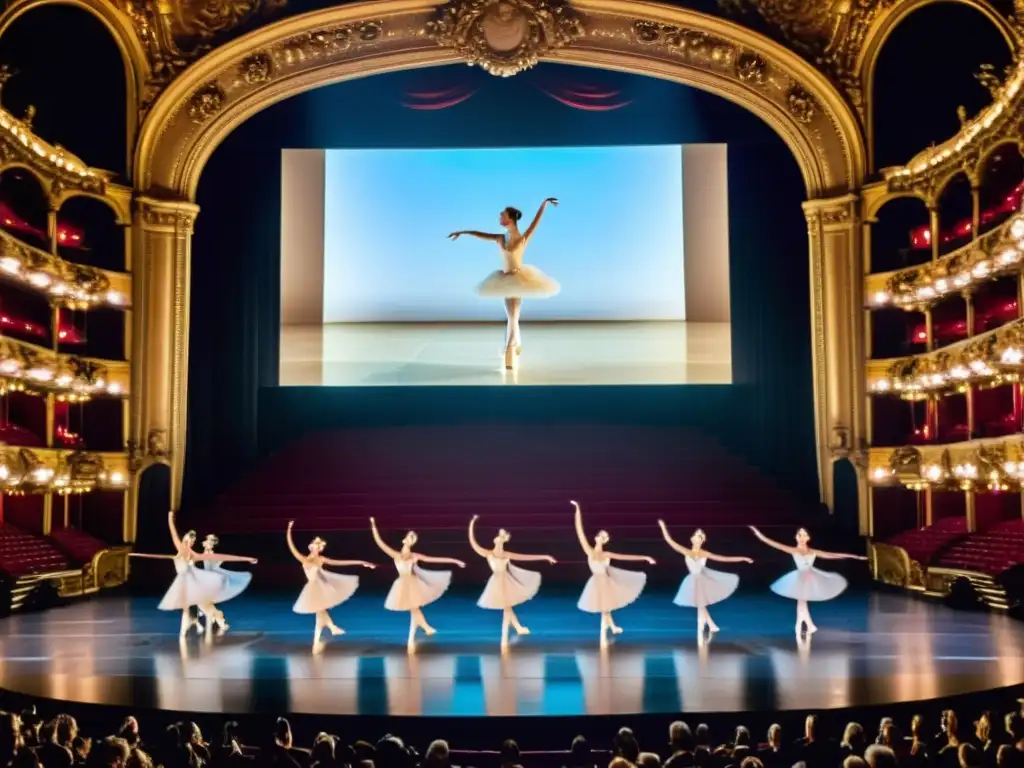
0,336,129,399
866,209,1024,308
0,446,129,494
871,541,926,590
869,436,1024,490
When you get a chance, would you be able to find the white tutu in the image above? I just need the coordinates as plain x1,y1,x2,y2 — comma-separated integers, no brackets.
293,564,360,614
477,267,560,298
385,557,452,611
158,556,226,611
478,556,541,609
202,560,252,604
770,553,848,602
578,557,647,614
673,556,739,607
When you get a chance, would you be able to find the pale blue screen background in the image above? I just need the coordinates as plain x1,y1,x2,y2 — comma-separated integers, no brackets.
323,146,686,322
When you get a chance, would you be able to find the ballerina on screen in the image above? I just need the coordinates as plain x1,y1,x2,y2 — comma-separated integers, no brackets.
286,521,375,651
129,511,257,638
370,517,466,652
469,515,557,650
749,526,867,636
448,198,561,371
658,521,752,642
196,533,253,634
572,501,655,647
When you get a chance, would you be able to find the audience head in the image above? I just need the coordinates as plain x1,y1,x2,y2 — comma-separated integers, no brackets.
638,753,662,768
501,738,521,767
805,716,818,741
118,718,139,748
1007,713,1023,742
424,740,450,768
767,724,782,749
695,725,711,748
615,728,640,764
738,758,763,768
312,733,337,765
693,747,712,768
842,723,866,754
864,745,897,768
85,736,130,768
274,718,293,749
958,743,981,768
843,758,867,768
0,712,23,763
608,759,633,768
669,722,693,753
125,749,153,768
734,727,751,749
996,744,1020,768
571,735,592,767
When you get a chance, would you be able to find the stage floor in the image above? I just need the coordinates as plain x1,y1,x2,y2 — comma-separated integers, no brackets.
1,589,1022,717
278,321,732,386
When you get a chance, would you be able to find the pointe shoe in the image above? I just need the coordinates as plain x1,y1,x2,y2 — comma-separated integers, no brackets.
328,625,344,636
503,346,515,370
514,625,530,636
611,625,623,635
516,345,522,356
194,622,205,636
424,626,437,636
806,623,819,634
708,623,720,633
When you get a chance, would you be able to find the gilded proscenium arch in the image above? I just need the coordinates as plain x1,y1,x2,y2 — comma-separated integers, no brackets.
0,0,151,179
856,0,1020,174
134,0,867,511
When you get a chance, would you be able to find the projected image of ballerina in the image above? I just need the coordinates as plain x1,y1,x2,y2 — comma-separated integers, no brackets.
448,198,561,371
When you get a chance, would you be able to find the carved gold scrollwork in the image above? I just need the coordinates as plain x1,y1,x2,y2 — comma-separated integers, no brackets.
736,51,768,85
187,82,227,124
871,542,912,588
787,84,817,124
632,21,736,70
428,0,583,77
238,53,273,84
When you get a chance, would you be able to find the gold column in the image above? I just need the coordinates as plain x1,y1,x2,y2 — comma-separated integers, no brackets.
971,186,981,241
925,487,933,526
930,207,940,262
964,291,974,338
803,194,865,524
925,309,934,351
965,489,977,533
42,494,52,535
133,197,199,512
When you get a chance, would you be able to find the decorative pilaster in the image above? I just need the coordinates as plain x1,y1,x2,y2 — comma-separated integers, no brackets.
133,197,199,512
804,194,866,526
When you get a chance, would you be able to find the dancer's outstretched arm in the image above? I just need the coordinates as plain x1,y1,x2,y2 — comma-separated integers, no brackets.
658,520,694,557
749,526,798,554
285,522,306,563
129,553,176,560
523,198,558,241
468,516,491,558
606,551,656,565
505,551,557,564
322,557,376,568
369,518,401,559
167,511,183,552
704,551,754,564
194,552,257,564
810,548,868,561
415,553,467,568
572,501,594,556
449,230,503,242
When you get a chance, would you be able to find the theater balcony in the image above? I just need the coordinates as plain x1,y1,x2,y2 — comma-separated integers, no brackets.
0,101,132,610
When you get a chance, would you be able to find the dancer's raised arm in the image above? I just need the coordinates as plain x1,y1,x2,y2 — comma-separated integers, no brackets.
285,521,305,563
468,516,491,558
749,526,797,554
658,520,694,557
168,511,183,552
369,518,400,559
322,557,377,568
415,552,466,568
506,550,557,564
572,501,594,556
523,198,558,241
194,552,257,564
449,230,503,242
810,547,868,561
128,553,176,560
606,550,656,565
705,551,754,564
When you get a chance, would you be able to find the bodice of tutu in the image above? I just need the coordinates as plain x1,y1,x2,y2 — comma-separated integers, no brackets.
488,555,510,573
793,553,816,570
685,555,707,575
302,563,323,582
173,555,192,574
499,236,527,272
202,559,223,570
395,557,416,576
588,556,611,575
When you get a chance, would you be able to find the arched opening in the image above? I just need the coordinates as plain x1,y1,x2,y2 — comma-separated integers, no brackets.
0,167,48,250
0,4,128,176
936,172,974,256
871,3,1015,171
870,195,931,273
56,195,124,271
185,63,818,517
977,141,1024,237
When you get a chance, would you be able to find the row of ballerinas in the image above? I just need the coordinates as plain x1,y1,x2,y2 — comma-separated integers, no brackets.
134,503,867,653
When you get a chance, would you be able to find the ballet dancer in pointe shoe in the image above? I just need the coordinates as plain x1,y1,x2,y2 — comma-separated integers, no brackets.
448,198,560,371
130,511,257,638
195,534,253,634
749,526,867,636
370,517,466,652
572,501,654,647
658,521,752,642
286,521,375,651
469,515,557,650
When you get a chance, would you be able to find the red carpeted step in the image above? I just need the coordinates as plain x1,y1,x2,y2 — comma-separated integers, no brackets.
0,523,73,577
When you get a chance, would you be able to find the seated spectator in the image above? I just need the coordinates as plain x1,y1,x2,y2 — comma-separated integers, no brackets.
665,722,693,768
423,740,450,768
637,753,661,768
615,729,640,765
840,724,866,761
864,745,897,768
757,725,787,768
501,739,523,768
568,735,597,768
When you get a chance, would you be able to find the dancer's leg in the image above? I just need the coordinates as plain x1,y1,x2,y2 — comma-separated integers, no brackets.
795,600,817,634
501,609,511,649
179,609,194,637
608,611,623,634
509,298,522,351
599,612,609,646
503,299,515,349
313,611,326,649
508,607,529,635
413,607,436,634
407,613,418,651
698,606,719,633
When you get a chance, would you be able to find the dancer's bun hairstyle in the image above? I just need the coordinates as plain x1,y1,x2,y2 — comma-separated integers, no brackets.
504,206,523,223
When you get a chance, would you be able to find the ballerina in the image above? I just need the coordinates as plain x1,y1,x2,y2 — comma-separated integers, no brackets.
469,515,557,650
370,517,466,651
749,526,868,635
286,521,375,651
129,511,257,637
194,534,253,633
572,501,655,646
448,198,561,371
658,521,753,641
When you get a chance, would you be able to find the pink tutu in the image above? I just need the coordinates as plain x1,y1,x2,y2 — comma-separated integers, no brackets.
477,267,560,298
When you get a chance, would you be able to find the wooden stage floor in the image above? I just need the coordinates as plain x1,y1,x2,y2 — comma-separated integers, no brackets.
1,589,1022,717
278,321,732,386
